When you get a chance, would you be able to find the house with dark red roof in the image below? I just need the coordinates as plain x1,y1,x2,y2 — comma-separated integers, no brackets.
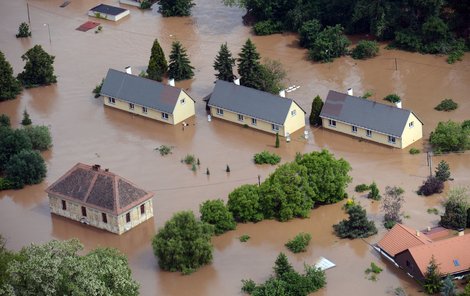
46,163,154,234
375,224,470,281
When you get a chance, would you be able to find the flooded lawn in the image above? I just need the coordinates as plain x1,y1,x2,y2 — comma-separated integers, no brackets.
1,0,469,295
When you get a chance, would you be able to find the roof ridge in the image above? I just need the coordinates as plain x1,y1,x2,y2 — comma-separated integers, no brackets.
329,90,413,113
83,171,99,204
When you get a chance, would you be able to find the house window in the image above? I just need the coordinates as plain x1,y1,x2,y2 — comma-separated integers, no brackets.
409,121,414,128
366,130,372,137
329,119,336,127
102,213,107,224
129,103,135,110
162,113,169,120
291,110,296,117
126,212,131,223
351,126,357,133
81,206,87,217
406,260,411,267
108,97,115,104
272,124,280,131
61,200,67,210
142,107,148,114
216,108,224,115
140,204,145,215
238,114,244,122
180,98,185,105
251,118,257,126
388,136,396,144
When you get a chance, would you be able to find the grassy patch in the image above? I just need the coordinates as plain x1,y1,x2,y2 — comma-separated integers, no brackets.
365,262,383,281
239,234,250,242
155,145,173,156
427,208,439,215
409,148,420,154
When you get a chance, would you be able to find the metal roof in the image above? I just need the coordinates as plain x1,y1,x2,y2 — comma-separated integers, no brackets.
89,4,128,16
320,90,421,137
208,80,304,125
100,69,185,114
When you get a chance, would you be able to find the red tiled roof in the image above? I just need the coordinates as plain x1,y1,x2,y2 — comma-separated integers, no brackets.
408,234,470,276
45,163,153,215
377,224,432,257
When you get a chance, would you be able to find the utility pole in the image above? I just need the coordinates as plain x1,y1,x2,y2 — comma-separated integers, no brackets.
394,58,398,71
427,151,433,177
27,3,31,26
258,175,261,186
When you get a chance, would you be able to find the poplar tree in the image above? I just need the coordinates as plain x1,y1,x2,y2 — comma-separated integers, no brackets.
17,45,57,87
213,43,235,82
237,39,262,89
168,41,194,81
147,39,167,82
309,95,323,126
0,51,22,101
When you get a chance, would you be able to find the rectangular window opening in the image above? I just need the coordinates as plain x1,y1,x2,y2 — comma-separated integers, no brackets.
129,103,134,110
61,200,67,210
140,204,145,215
272,124,280,131
162,113,169,120
366,130,372,137
108,97,115,104
291,110,296,117
238,114,244,122
329,119,336,127
216,108,224,115
126,212,131,223
251,118,257,126
409,121,414,128
388,136,396,144
102,213,108,224
352,126,357,133
142,107,148,114
81,206,87,217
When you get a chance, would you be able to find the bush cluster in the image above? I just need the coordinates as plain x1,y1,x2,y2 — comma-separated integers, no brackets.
429,120,470,153
351,40,379,59
409,148,420,154
285,233,312,253
384,94,401,103
355,184,370,192
440,187,469,230
253,20,282,35
417,176,444,196
333,204,377,239
434,99,458,111
199,199,236,235
367,182,381,200
254,150,281,165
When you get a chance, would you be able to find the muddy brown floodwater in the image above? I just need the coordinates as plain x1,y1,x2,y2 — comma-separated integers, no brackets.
1,0,470,295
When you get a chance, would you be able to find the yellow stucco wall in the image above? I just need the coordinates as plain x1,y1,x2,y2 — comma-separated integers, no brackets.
400,113,423,149
49,195,154,235
283,102,306,136
172,91,196,125
209,106,286,136
321,117,404,148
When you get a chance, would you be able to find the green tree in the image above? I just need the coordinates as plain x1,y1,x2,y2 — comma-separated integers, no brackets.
423,256,443,294
199,199,236,235
213,43,236,82
273,253,294,278
21,109,32,126
351,40,379,59
435,160,450,182
285,233,311,253
381,186,405,229
440,276,456,296
5,149,47,188
296,150,352,204
333,204,377,239
227,184,263,222
147,39,168,82
367,182,381,200
151,211,214,273
238,39,262,89
430,120,470,153
0,115,11,128
16,22,31,38
440,187,469,230
23,125,52,151
308,25,351,63
257,58,286,94
259,162,314,221
0,128,32,170
309,95,323,126
299,19,322,48
157,0,195,16
168,41,194,81
275,132,280,148
0,51,22,101
17,45,57,87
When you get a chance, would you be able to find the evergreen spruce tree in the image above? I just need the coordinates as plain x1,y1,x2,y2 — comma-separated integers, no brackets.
21,109,32,126
423,256,443,294
168,41,194,81
147,39,168,82
237,39,262,89
309,95,323,126
273,253,294,278
435,160,451,182
17,45,57,87
213,43,235,82
16,22,31,38
157,0,195,17
0,51,22,101
333,204,377,239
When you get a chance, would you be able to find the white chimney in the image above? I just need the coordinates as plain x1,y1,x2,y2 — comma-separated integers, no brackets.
427,226,431,232
168,78,175,87
395,101,402,109
416,231,420,237
279,90,286,98
458,231,464,236
347,88,353,96
234,78,240,85
125,66,132,75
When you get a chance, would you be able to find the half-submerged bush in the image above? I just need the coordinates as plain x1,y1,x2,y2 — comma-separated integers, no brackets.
384,94,401,103
199,199,236,235
351,40,379,60
253,20,282,36
417,176,444,196
409,148,420,154
367,182,381,200
355,184,370,192
435,99,458,111
254,150,281,165
285,233,312,253
333,204,377,239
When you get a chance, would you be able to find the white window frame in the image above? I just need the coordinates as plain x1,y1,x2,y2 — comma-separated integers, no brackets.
291,110,296,117
129,103,134,110
352,126,357,133
366,129,372,137
108,97,115,104
216,108,224,116
162,113,169,120
180,98,185,105
272,124,280,131
142,107,148,114
329,119,336,127
388,136,396,144
251,118,257,126
238,114,244,122
409,121,414,128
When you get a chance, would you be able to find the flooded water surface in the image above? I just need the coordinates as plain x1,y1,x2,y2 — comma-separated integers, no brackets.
1,0,470,295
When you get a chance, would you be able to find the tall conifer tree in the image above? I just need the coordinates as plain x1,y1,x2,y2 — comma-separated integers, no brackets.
168,41,194,81
213,43,235,82
237,39,262,89
147,39,168,82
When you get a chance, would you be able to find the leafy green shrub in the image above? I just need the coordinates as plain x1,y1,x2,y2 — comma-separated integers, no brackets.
447,49,464,64
440,187,469,230
241,279,256,293
152,211,214,273
462,120,470,130
285,233,311,253
365,262,383,281
275,132,280,148
362,91,373,99
23,125,52,151
430,120,470,152
308,25,351,63
239,234,250,242
333,204,377,239
16,22,31,38
384,220,396,229
355,184,370,192
298,19,322,48
351,40,379,59
417,176,444,196
140,0,152,9
227,184,262,222
21,110,32,126
183,154,195,164
155,145,172,156
5,150,47,189
343,198,356,210
199,199,236,235
0,114,10,127
435,99,458,111
435,160,451,182
253,20,282,35
254,151,281,165
367,182,381,200
92,79,103,98
0,177,14,190
409,148,420,154
423,256,443,294
384,94,401,103
427,208,439,215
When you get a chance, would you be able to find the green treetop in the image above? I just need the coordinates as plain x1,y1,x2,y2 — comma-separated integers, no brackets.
147,38,168,82
213,43,236,82
168,41,194,81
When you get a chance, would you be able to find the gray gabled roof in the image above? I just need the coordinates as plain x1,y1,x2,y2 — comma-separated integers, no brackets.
320,90,423,137
207,80,305,125
100,69,189,114
89,4,128,16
